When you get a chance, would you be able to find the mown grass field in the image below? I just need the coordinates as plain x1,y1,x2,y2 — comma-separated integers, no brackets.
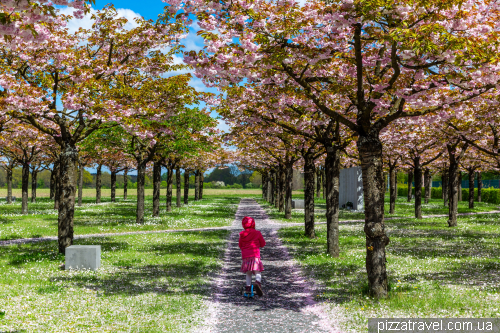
0,230,229,332
0,195,242,241
258,194,500,224
276,199,500,332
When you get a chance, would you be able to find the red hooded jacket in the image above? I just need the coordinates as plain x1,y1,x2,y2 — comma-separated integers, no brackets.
239,217,266,259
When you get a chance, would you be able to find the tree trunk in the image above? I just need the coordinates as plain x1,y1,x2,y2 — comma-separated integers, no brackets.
274,170,279,209
458,171,462,202
424,168,431,204
136,160,146,224
304,155,316,238
443,170,449,207
49,167,55,200
325,147,340,257
123,168,128,200
176,167,181,207
279,167,285,212
357,137,390,298
389,165,396,214
78,163,83,207
284,163,293,219
95,164,102,204
316,168,321,198
414,158,422,219
448,162,459,227
166,167,173,212
21,163,29,214
322,168,326,200
152,161,161,217
477,171,482,202
57,144,78,254
268,172,273,203
110,171,117,203
200,171,201,200
53,161,60,210
6,167,13,204
194,170,200,201
407,170,413,202
468,168,474,209
184,171,189,204
31,169,38,203
262,173,267,200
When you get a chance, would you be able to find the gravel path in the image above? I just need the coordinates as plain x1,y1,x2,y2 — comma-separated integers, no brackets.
197,198,341,333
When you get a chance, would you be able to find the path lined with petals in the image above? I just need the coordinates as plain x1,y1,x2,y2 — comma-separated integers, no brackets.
198,198,341,333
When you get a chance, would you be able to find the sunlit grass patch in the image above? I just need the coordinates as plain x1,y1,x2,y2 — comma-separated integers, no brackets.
0,196,240,240
278,213,500,332
0,230,230,332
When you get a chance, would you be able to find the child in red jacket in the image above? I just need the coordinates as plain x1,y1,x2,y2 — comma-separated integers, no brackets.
239,216,266,296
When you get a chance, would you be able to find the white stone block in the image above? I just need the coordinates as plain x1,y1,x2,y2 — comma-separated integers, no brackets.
65,245,101,270
292,199,305,209
339,167,364,211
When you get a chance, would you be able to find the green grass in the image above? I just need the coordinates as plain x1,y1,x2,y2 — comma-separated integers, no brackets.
257,194,500,224
0,196,240,240
0,229,230,332
278,213,500,332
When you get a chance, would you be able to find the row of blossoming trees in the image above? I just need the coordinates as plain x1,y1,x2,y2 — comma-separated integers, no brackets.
162,0,500,297
0,5,231,254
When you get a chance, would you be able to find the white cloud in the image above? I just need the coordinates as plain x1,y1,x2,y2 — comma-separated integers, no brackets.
58,7,142,34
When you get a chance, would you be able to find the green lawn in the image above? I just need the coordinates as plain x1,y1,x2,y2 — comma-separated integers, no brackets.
257,195,500,224
0,196,240,240
278,213,500,332
0,230,229,332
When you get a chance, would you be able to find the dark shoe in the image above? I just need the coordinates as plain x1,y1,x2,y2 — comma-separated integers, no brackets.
254,281,263,296
245,286,251,293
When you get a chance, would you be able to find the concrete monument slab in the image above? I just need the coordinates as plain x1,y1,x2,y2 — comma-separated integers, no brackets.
65,245,101,270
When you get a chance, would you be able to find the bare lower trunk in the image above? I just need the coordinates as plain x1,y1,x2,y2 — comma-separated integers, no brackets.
407,170,413,202
166,167,173,212
58,145,78,254
176,167,181,207
7,167,13,204
458,171,462,201
31,169,38,203
477,171,482,202
357,137,390,298
304,155,315,238
152,162,161,217
110,171,117,202
262,173,267,200
389,166,396,214
274,170,279,209
414,159,422,219
184,171,189,204
267,173,273,202
136,160,146,224
316,168,321,198
53,162,60,210
49,168,55,200
200,171,201,200
194,170,200,201
21,163,29,214
95,164,102,204
325,147,340,257
123,168,128,200
284,163,293,219
322,168,326,200
443,170,449,207
448,163,459,227
279,167,285,212
78,163,83,207
468,169,474,209
424,168,431,204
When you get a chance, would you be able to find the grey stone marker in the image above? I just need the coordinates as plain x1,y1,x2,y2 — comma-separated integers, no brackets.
339,166,364,211
292,199,305,209
5,196,16,202
65,245,101,270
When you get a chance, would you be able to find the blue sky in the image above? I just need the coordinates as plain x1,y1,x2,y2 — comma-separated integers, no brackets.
59,1,229,174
